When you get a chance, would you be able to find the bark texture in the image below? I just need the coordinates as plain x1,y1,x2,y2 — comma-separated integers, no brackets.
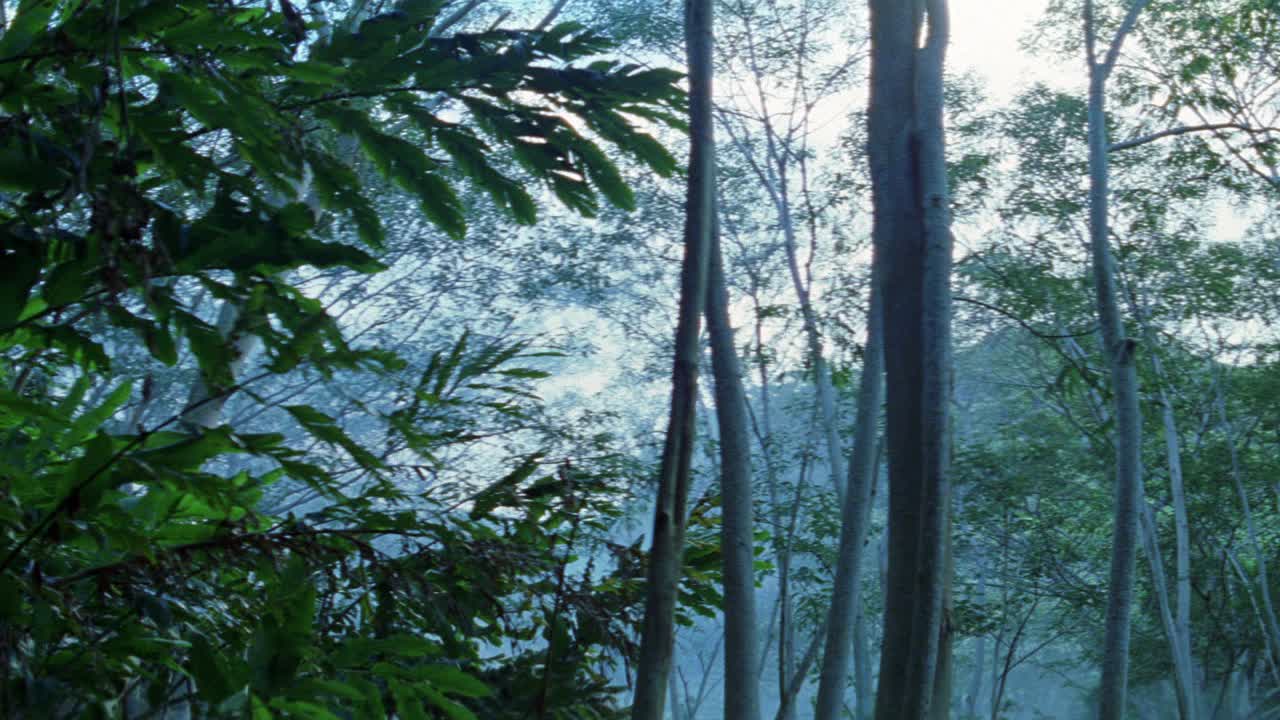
813,275,883,720
866,1,953,718
629,0,715,717
705,202,762,720
1082,3,1151,717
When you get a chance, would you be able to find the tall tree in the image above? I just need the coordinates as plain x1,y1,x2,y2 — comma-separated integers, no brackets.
706,198,763,720
813,275,883,720
1082,2,1151,717
629,0,717,716
865,0,954,718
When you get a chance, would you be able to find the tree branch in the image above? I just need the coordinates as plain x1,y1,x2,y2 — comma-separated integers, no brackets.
1109,122,1277,152
429,0,485,37
1100,0,1152,79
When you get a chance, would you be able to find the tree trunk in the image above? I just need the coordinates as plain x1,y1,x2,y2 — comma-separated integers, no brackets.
966,568,987,720
179,300,259,431
1082,3,1150,717
668,659,686,720
814,274,884,720
779,196,848,502
1138,503,1194,719
867,0,953,718
1153,370,1199,720
854,598,872,720
744,270,800,701
931,521,955,720
628,0,715,715
705,193,763,720
1128,299,1199,720
1216,374,1280,678
855,437,885,720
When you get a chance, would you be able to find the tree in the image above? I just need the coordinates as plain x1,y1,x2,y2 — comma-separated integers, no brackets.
865,0,954,718
1081,3,1151,717
814,273,883,720
629,0,718,717
706,194,764,720
0,1,691,716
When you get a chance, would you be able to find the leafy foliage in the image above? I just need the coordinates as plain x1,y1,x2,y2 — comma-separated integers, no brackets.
0,1,710,717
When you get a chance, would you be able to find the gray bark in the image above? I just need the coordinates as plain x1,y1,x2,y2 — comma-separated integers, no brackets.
867,0,952,718
966,568,988,719
854,599,872,720
814,275,884,720
1138,503,1194,718
706,196,762,720
855,437,885,720
1082,2,1151,717
179,300,259,431
629,0,715,716
1145,348,1200,720
931,522,955,720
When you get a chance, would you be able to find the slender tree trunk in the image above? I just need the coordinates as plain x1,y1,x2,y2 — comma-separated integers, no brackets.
778,193,848,502
722,69,847,504
868,0,952,718
855,437,885,720
1127,300,1199,720
772,627,824,720
966,568,988,720
1138,504,1192,718
668,660,686,720
629,0,715,716
814,275,884,720
1216,374,1280,675
854,599,872,720
706,195,762,720
1082,3,1151,717
1136,378,1199,720
180,300,259,431
1154,376,1199,720
744,275,800,699
931,521,955,720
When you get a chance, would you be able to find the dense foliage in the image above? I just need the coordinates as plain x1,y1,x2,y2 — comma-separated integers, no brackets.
3,0,1280,718
0,0,724,717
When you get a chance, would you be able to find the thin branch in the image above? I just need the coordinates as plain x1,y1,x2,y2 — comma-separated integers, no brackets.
534,0,571,31
429,0,485,37
955,296,1098,340
1100,0,1152,79
1109,122,1278,152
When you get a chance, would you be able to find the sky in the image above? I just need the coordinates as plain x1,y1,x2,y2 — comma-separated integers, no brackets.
950,0,1066,101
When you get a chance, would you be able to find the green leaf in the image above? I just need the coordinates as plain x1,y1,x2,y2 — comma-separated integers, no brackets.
419,685,479,720
67,381,132,446
285,405,384,471
418,666,490,698
390,681,429,720
0,0,60,60
189,635,239,704
307,150,384,248
471,455,541,519
282,62,347,86
0,387,69,429
1181,54,1213,81
0,234,42,327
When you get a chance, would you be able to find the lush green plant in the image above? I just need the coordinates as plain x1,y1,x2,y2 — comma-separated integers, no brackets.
0,0,709,717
